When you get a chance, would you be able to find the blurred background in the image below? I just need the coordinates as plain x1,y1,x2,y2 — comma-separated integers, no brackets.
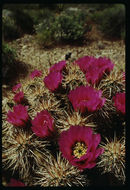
2,3,125,86
2,3,125,43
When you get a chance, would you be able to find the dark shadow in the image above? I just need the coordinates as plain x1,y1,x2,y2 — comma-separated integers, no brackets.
2,60,31,87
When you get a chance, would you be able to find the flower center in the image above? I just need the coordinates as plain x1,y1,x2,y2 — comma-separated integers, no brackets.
73,142,87,159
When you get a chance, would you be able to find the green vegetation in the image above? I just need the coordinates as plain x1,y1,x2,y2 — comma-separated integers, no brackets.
2,4,125,44
2,9,21,40
2,8,34,41
34,8,90,47
54,9,90,43
2,42,17,65
91,4,125,39
12,9,34,34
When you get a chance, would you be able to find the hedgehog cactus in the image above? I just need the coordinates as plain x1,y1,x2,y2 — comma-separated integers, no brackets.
2,56,125,186
98,68,125,99
33,152,88,187
97,135,125,183
2,128,49,180
57,110,96,133
62,62,87,91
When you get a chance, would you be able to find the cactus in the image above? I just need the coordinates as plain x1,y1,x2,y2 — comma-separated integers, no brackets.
97,135,125,183
33,152,88,186
2,128,49,180
2,56,125,186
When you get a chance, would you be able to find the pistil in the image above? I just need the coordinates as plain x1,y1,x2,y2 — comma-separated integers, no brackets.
73,142,87,159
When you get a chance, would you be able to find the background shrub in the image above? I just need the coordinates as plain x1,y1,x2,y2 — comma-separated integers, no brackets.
12,9,34,34
91,4,125,39
2,9,21,41
34,8,91,47
2,4,125,44
2,8,34,41
34,9,56,47
36,29,54,48
54,9,90,43
2,42,17,65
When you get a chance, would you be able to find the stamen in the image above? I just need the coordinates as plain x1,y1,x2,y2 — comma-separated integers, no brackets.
73,142,87,159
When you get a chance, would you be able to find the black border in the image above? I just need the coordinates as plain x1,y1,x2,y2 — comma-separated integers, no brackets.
1,0,129,189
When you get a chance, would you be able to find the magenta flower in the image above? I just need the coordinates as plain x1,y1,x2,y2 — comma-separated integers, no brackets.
44,71,62,92
8,178,25,187
74,56,96,73
75,56,114,85
30,69,42,79
68,86,106,113
95,57,114,73
113,92,125,115
85,57,114,85
59,125,104,170
85,66,103,85
13,91,24,104
49,60,66,73
31,110,54,138
7,104,29,127
12,83,21,93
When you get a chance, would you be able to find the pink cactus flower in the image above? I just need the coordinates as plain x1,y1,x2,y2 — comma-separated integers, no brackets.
74,56,96,73
75,56,114,85
85,57,114,85
44,71,62,92
31,110,54,138
13,91,24,104
113,92,125,115
85,66,103,85
95,57,114,73
7,104,29,127
8,178,25,186
68,86,106,113
49,60,66,73
58,125,104,170
12,83,21,93
30,69,42,79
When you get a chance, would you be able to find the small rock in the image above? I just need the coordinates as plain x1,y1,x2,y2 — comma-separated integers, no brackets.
97,41,105,49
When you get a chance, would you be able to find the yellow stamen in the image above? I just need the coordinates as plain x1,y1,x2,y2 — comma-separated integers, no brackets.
73,142,87,159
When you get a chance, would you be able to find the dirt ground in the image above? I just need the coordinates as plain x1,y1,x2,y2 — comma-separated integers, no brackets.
8,33,125,73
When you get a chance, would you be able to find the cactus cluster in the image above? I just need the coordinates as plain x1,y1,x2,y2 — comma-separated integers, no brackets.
2,55,125,186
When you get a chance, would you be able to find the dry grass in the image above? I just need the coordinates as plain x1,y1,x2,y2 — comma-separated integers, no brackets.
8,33,125,75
